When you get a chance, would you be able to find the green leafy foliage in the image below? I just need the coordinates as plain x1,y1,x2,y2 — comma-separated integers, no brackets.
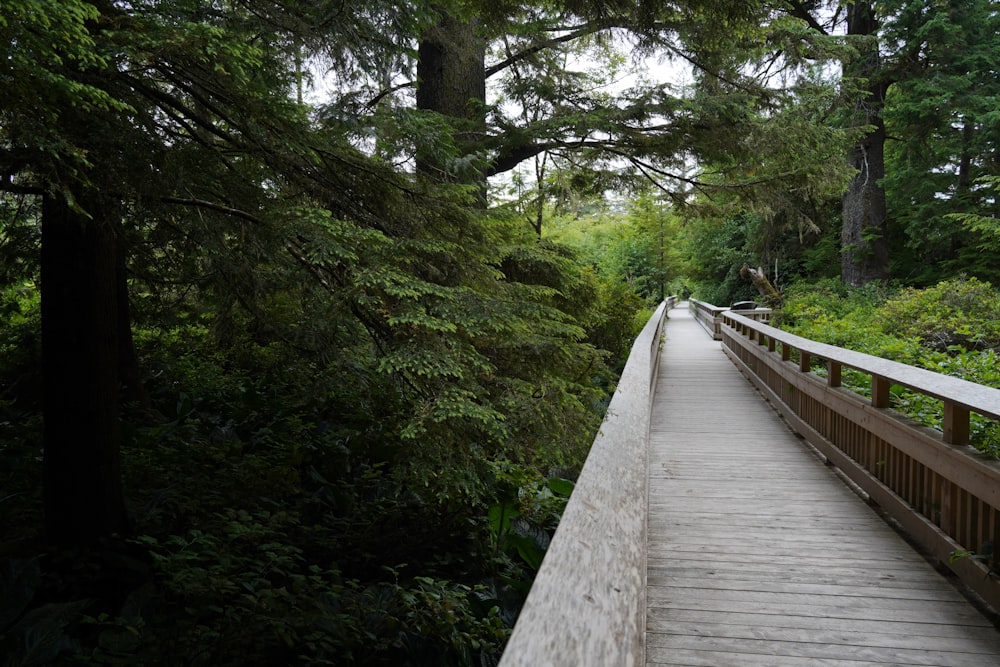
881,1,1000,285
874,277,1000,353
778,278,1000,457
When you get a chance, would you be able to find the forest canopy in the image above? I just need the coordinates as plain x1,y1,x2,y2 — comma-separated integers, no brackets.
2,0,1000,664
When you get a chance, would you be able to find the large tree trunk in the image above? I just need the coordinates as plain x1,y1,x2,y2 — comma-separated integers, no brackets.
416,13,487,197
42,190,129,544
841,112,889,286
841,2,890,287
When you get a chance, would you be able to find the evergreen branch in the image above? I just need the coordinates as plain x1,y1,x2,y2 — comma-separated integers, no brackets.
784,1,830,35
121,73,238,145
161,197,263,224
151,65,244,133
612,151,714,202
366,81,416,108
485,21,617,79
487,138,615,177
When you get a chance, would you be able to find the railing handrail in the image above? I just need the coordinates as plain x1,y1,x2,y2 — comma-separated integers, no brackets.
498,299,671,667
723,311,1000,421
720,309,1000,610
689,298,772,340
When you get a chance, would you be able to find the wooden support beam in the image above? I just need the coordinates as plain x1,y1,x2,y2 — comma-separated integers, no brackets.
943,402,971,445
872,376,890,408
828,361,842,387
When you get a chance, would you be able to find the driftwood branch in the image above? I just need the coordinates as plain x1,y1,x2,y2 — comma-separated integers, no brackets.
740,263,783,307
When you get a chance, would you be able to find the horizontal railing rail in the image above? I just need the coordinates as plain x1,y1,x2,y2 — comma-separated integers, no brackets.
720,310,1000,609
689,298,772,339
689,298,727,339
498,299,672,667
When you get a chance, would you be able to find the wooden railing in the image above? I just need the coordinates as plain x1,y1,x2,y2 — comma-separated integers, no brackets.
719,310,1000,609
689,298,726,339
689,298,771,339
499,299,672,667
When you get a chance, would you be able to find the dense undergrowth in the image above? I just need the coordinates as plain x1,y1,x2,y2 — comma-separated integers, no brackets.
775,277,1000,457
0,239,650,666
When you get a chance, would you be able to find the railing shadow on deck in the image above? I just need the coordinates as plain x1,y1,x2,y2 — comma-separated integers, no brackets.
498,297,674,667
714,306,1000,611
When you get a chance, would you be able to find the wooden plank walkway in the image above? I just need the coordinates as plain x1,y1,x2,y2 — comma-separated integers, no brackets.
646,304,1000,667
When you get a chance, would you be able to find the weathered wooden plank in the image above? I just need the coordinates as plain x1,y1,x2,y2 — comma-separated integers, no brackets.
647,607,1000,640
647,649,894,667
647,550,927,568
649,620,996,653
648,594,989,626
647,634,998,667
647,569,962,594
646,305,1000,667
647,585,983,616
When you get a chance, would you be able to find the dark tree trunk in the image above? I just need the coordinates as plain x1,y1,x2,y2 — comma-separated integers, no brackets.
416,13,487,197
42,190,129,544
841,2,890,287
116,248,150,411
841,112,889,287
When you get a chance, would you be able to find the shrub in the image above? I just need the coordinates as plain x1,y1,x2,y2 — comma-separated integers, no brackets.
778,279,1000,457
873,277,1000,352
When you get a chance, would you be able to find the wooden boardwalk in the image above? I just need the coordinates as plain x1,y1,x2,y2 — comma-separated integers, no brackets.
646,305,1000,666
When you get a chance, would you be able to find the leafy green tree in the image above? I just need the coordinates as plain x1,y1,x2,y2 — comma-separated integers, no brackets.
602,193,686,300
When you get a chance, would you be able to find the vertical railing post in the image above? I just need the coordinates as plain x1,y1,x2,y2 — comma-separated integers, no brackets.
943,402,971,445
872,376,890,408
828,361,842,388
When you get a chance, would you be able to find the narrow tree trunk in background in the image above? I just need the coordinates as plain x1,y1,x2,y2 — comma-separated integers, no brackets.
957,119,974,194
42,191,129,544
841,2,890,287
416,13,487,198
117,248,150,412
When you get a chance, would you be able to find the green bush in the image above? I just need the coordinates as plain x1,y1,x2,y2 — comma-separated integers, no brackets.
778,278,1000,457
872,277,1000,352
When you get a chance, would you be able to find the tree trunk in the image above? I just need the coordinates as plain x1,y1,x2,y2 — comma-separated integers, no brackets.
116,247,151,412
416,13,487,197
740,264,783,307
841,113,889,286
841,2,890,287
42,190,129,544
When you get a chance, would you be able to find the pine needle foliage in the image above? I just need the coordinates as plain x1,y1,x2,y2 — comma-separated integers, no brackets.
1,1,636,664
